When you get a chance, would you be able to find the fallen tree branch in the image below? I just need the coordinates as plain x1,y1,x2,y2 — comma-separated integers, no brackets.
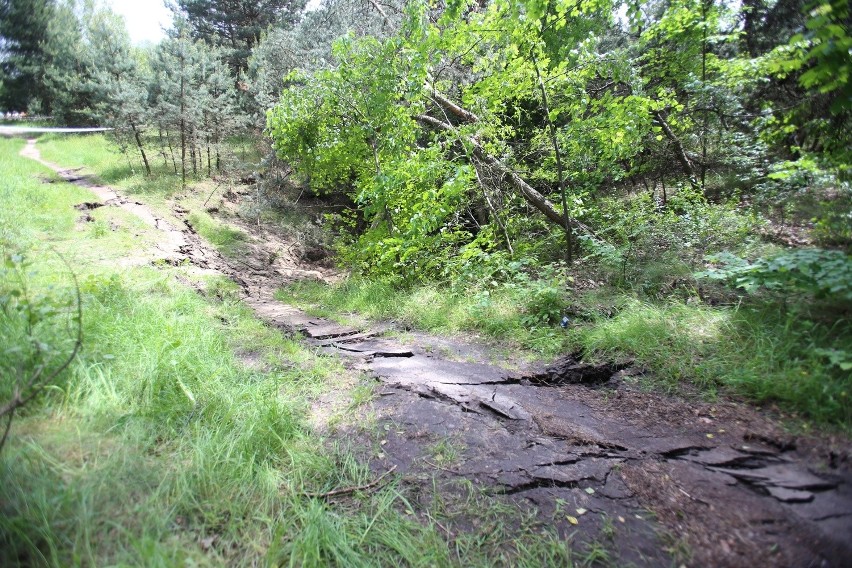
416,112,608,248
426,88,481,124
304,465,398,499
653,111,699,189
415,113,567,227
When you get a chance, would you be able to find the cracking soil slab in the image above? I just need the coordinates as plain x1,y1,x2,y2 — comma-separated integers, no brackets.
24,139,852,567
333,339,414,357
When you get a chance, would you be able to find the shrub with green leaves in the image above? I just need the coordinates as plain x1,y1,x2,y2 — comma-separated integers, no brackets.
698,249,852,300
582,189,760,295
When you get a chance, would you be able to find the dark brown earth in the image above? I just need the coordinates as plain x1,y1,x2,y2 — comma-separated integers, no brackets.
22,139,852,567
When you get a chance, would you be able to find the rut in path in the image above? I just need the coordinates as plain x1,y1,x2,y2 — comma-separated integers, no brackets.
22,139,852,567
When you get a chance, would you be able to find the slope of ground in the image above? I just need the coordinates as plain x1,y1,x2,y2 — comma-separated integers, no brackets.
7,133,850,566
1,135,584,566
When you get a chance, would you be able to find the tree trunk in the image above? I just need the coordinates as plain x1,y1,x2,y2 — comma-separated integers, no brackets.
131,122,151,176
653,111,699,189
414,113,567,228
166,129,179,175
531,51,573,264
179,47,187,188
157,127,170,170
700,0,709,193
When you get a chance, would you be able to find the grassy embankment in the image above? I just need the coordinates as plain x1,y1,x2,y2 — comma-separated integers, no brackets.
1,135,586,566
278,237,852,432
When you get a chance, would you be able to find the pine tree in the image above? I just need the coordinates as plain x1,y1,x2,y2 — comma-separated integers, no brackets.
42,0,96,125
195,45,239,174
151,19,240,184
0,0,55,112
170,0,307,73
87,9,152,174
151,21,198,186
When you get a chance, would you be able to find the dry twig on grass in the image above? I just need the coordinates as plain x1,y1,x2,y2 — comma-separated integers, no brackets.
304,465,398,499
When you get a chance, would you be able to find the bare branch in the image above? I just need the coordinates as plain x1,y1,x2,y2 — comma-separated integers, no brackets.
653,111,699,189
365,0,390,26
0,251,83,453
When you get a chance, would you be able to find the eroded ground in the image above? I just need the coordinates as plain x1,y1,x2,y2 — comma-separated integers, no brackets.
22,138,852,567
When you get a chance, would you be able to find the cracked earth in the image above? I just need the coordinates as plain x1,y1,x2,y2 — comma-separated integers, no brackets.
22,138,852,567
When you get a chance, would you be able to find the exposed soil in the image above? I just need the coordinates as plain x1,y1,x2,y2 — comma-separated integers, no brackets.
22,139,852,567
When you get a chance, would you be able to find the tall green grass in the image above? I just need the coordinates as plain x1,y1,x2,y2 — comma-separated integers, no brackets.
279,278,569,358
281,276,851,428
573,299,851,427
1,268,418,565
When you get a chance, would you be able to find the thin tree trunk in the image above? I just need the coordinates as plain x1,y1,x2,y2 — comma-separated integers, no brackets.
131,123,151,176
180,119,186,186
654,111,699,189
214,127,221,172
700,0,709,193
531,51,573,264
122,147,135,175
189,127,197,176
179,47,187,188
166,129,178,175
157,127,170,169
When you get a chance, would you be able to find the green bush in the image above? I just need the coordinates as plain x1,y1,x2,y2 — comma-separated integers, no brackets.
698,249,852,301
582,189,760,296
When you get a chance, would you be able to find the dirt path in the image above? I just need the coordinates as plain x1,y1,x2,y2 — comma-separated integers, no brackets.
22,140,852,567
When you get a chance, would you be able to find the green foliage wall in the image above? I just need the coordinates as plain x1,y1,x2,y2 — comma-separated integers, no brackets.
266,0,849,284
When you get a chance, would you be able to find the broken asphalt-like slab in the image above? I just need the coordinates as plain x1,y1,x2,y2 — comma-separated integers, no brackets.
257,309,852,567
